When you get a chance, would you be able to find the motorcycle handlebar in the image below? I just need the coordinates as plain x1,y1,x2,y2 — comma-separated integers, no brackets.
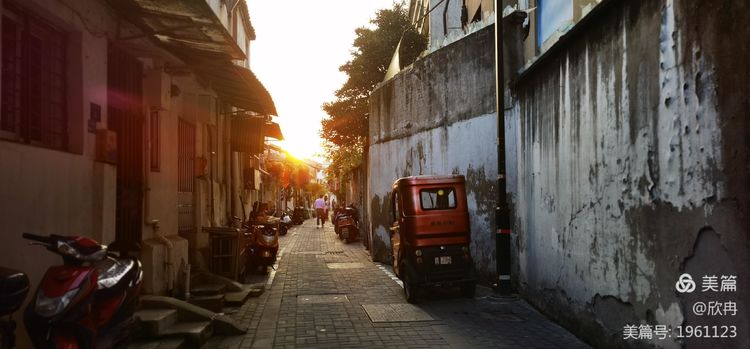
22,233,53,244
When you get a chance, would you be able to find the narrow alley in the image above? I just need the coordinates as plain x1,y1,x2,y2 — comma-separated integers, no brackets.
1,1,748,348
201,220,590,349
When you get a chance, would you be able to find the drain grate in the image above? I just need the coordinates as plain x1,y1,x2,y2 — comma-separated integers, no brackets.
327,262,364,269
479,311,523,322
454,310,524,322
362,304,434,322
297,294,349,304
325,250,345,254
292,251,323,255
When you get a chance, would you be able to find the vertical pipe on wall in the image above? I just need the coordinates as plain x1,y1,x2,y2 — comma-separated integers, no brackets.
495,0,512,294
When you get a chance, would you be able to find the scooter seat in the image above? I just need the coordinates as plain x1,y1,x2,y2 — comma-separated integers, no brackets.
0,267,29,315
96,257,135,290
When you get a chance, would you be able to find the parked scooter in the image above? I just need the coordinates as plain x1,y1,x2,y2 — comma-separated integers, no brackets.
334,205,360,243
241,220,279,275
0,267,29,348
272,209,293,236
291,207,305,225
22,233,142,348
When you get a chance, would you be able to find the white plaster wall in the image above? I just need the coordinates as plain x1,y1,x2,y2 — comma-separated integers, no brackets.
429,0,463,48
0,4,119,346
368,113,498,273
0,0,115,282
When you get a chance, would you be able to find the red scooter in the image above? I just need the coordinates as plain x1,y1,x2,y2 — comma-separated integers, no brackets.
240,221,279,275
22,233,142,348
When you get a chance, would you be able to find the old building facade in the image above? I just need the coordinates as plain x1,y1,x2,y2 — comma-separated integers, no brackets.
0,3,280,345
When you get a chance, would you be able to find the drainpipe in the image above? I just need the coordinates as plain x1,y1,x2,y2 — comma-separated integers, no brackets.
443,0,451,36
494,1,512,294
143,107,154,227
151,219,174,292
184,262,191,300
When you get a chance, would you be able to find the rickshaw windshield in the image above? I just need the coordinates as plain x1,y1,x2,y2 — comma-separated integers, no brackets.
419,187,457,210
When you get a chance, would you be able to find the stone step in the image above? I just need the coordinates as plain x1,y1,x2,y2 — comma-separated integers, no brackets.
162,321,213,348
190,283,226,297
135,308,178,337
140,295,247,335
188,294,225,313
126,337,185,349
225,285,264,306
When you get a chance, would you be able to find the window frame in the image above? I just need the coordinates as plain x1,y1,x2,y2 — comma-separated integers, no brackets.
1,1,69,151
419,187,458,211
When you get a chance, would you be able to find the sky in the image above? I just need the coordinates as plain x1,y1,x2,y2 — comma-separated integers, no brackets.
248,0,396,162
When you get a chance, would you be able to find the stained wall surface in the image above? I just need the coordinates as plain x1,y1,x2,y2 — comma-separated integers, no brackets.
368,26,499,281
506,0,750,347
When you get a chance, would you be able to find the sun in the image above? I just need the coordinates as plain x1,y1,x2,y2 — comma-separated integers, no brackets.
270,117,327,162
270,138,323,162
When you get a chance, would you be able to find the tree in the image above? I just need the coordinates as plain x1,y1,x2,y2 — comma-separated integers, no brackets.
304,182,326,199
321,2,427,180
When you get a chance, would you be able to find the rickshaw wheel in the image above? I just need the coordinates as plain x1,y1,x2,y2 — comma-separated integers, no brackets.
460,281,476,298
402,264,418,303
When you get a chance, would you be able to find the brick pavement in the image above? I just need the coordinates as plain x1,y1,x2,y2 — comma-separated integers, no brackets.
203,220,591,349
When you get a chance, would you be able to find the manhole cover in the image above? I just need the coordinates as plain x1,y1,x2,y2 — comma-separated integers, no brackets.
362,304,434,322
327,262,364,269
297,294,349,304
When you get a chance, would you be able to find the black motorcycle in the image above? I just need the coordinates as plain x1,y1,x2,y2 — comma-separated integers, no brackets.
0,267,29,348
292,207,305,225
334,206,360,243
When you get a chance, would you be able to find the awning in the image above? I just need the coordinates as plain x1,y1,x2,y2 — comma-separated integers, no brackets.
231,117,284,154
109,0,245,60
109,0,277,116
197,63,278,116
257,167,271,177
263,122,283,140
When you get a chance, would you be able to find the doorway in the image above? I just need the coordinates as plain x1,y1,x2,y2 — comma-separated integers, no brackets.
107,43,144,247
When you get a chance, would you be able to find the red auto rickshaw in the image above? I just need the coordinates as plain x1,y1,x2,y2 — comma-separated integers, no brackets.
389,175,476,303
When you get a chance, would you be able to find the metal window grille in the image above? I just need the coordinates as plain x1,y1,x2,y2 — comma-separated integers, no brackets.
1,3,67,150
178,120,195,192
150,110,160,171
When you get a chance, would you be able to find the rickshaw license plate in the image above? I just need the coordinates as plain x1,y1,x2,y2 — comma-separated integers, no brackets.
435,256,452,265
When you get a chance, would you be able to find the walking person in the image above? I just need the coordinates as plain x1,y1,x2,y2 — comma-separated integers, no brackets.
314,195,326,228
324,195,330,226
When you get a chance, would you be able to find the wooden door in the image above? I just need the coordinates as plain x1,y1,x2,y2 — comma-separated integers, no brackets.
108,43,143,247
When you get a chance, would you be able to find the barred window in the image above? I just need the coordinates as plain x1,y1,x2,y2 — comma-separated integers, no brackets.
1,2,67,150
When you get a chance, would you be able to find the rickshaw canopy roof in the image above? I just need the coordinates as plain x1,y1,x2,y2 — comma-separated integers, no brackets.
393,175,466,189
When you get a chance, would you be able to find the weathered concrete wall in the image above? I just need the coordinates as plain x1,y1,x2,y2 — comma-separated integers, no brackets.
368,26,498,281
506,0,750,347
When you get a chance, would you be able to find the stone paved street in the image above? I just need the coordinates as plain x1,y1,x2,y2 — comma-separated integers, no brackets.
204,220,591,349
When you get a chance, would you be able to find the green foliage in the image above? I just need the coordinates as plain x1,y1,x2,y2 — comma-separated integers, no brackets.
304,182,326,198
321,1,427,180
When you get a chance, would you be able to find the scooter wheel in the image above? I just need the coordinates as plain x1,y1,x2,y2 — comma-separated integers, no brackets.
460,281,476,298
